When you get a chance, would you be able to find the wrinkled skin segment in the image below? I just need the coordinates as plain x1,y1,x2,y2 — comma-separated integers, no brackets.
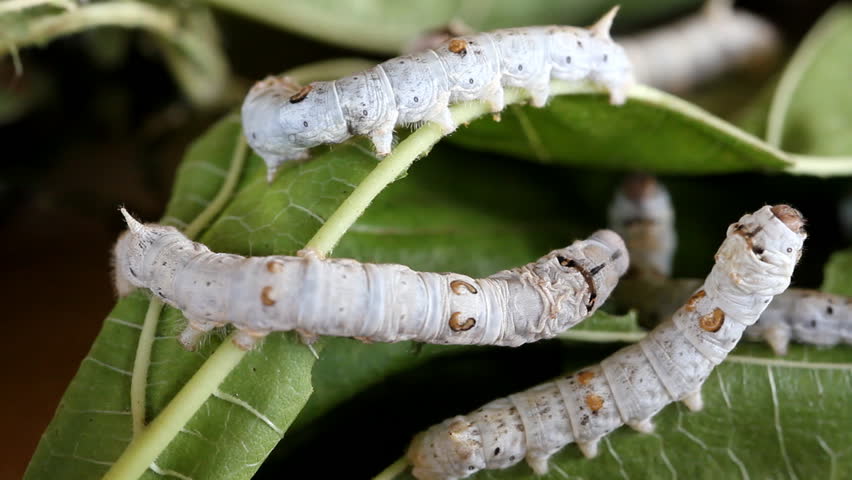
241,7,633,178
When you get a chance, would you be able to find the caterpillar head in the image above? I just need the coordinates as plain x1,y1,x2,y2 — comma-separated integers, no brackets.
242,76,348,181
112,208,177,297
719,205,806,297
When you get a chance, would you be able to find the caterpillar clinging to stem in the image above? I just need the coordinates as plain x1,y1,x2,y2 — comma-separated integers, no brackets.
241,7,633,180
113,209,628,351
405,204,806,480
609,174,851,355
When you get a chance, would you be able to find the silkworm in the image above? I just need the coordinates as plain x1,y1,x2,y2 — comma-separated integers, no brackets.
241,7,633,180
606,173,676,278
609,174,852,356
619,0,780,93
113,209,629,351
407,205,806,480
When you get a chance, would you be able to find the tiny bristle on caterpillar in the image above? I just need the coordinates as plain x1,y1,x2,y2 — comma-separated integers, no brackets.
113,209,629,351
407,205,806,480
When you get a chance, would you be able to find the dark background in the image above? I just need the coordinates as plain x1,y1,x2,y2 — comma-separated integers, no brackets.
0,1,844,478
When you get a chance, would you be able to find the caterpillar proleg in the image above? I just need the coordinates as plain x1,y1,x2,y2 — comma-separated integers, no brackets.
241,7,633,180
609,175,851,355
406,205,805,480
113,209,628,351
620,0,780,93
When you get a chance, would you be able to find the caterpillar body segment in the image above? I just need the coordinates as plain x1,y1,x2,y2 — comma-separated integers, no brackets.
114,209,629,350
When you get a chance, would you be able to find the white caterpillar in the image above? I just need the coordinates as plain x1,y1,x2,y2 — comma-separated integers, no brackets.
241,7,633,179
619,0,780,93
113,209,628,350
608,175,852,355
406,205,806,480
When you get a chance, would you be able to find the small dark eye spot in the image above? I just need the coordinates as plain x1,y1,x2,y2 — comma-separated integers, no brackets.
518,64,523,71
566,56,571,63
752,246,764,255
362,109,368,116
469,78,474,84
413,96,419,103
303,121,309,127
603,54,608,62
786,247,793,253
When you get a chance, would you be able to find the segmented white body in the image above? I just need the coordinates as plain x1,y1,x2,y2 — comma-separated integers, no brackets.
609,175,852,355
241,8,633,179
620,0,780,92
407,205,805,480
113,209,628,350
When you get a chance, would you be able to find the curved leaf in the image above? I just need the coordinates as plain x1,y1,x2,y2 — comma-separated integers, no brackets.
450,85,791,174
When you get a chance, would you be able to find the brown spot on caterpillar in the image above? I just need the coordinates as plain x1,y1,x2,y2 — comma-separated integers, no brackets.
733,223,764,255
585,394,604,412
266,260,284,273
685,290,706,312
771,204,806,234
577,370,595,385
289,85,313,103
449,312,476,331
260,286,276,306
557,256,598,311
450,279,478,295
448,419,469,434
448,38,468,55
699,308,725,332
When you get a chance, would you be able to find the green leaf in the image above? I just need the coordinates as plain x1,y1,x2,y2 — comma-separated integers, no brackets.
203,0,701,54
766,4,852,156
822,249,852,297
450,85,791,174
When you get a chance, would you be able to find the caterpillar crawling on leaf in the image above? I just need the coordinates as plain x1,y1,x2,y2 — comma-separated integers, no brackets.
406,205,806,480
241,7,633,180
609,174,852,355
113,209,628,351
